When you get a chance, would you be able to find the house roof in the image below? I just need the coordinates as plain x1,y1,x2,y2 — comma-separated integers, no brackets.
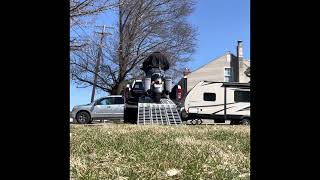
176,52,250,85
190,52,250,74
190,52,232,73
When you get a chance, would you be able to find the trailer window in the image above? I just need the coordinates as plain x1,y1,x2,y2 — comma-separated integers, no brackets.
203,93,216,101
234,91,250,102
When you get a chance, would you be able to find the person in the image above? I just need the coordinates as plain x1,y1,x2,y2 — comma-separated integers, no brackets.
141,52,172,97
141,51,170,77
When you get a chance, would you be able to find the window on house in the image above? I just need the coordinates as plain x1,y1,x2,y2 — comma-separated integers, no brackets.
203,93,216,101
226,54,231,62
224,67,233,82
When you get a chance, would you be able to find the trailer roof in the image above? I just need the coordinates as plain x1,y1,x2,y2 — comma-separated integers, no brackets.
222,82,250,88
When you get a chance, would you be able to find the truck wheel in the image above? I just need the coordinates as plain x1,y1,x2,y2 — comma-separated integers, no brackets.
76,111,91,124
240,118,250,125
130,108,138,124
124,108,138,124
123,109,130,123
124,112,127,123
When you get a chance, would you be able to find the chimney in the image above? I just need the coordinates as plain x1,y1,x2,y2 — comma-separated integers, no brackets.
183,68,191,78
237,40,243,61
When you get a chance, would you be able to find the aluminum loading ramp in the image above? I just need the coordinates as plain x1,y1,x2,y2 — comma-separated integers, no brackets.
137,99,182,125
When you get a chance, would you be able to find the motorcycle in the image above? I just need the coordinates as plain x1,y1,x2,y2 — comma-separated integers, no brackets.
144,69,172,103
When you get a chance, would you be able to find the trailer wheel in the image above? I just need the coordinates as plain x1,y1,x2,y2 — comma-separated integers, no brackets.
190,119,197,125
190,119,202,125
196,119,203,125
240,117,250,125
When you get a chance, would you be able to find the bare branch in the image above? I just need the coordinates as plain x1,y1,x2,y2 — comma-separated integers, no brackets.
70,0,197,95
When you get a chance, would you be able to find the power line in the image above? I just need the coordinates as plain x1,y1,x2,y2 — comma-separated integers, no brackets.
71,24,98,46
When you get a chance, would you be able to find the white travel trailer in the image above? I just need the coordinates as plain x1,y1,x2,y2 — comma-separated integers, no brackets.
181,81,250,125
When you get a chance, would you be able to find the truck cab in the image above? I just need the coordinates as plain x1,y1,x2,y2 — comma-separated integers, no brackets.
124,80,144,105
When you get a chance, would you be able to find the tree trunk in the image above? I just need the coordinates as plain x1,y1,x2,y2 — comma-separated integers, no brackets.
110,80,126,95
113,3,128,95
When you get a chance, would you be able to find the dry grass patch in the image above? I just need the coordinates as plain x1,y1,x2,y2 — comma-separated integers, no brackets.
70,124,250,179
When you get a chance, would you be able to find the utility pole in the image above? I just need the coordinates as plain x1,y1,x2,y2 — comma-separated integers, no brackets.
90,25,112,102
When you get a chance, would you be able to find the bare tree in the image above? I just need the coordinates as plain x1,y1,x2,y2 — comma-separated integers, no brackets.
71,0,197,94
242,62,250,78
244,67,250,77
70,0,112,25
70,0,113,50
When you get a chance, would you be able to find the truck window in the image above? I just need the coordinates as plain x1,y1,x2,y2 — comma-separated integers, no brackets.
133,82,143,90
234,90,250,102
203,93,216,101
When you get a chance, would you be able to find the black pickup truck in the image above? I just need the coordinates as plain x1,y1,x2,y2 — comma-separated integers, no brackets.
123,80,144,123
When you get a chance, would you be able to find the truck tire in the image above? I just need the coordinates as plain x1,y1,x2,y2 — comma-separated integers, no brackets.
123,109,130,123
124,108,138,124
76,111,91,124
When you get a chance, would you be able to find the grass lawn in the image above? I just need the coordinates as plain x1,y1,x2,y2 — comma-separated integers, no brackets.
70,124,250,179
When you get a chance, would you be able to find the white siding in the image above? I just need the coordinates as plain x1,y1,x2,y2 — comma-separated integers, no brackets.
185,53,250,91
186,53,231,91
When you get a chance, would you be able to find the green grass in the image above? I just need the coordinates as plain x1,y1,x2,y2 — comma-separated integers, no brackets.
70,124,250,180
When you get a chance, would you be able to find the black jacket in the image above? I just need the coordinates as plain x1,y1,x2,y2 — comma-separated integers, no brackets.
141,52,170,73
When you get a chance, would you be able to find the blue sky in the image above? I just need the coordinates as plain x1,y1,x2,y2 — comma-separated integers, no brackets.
70,0,250,110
